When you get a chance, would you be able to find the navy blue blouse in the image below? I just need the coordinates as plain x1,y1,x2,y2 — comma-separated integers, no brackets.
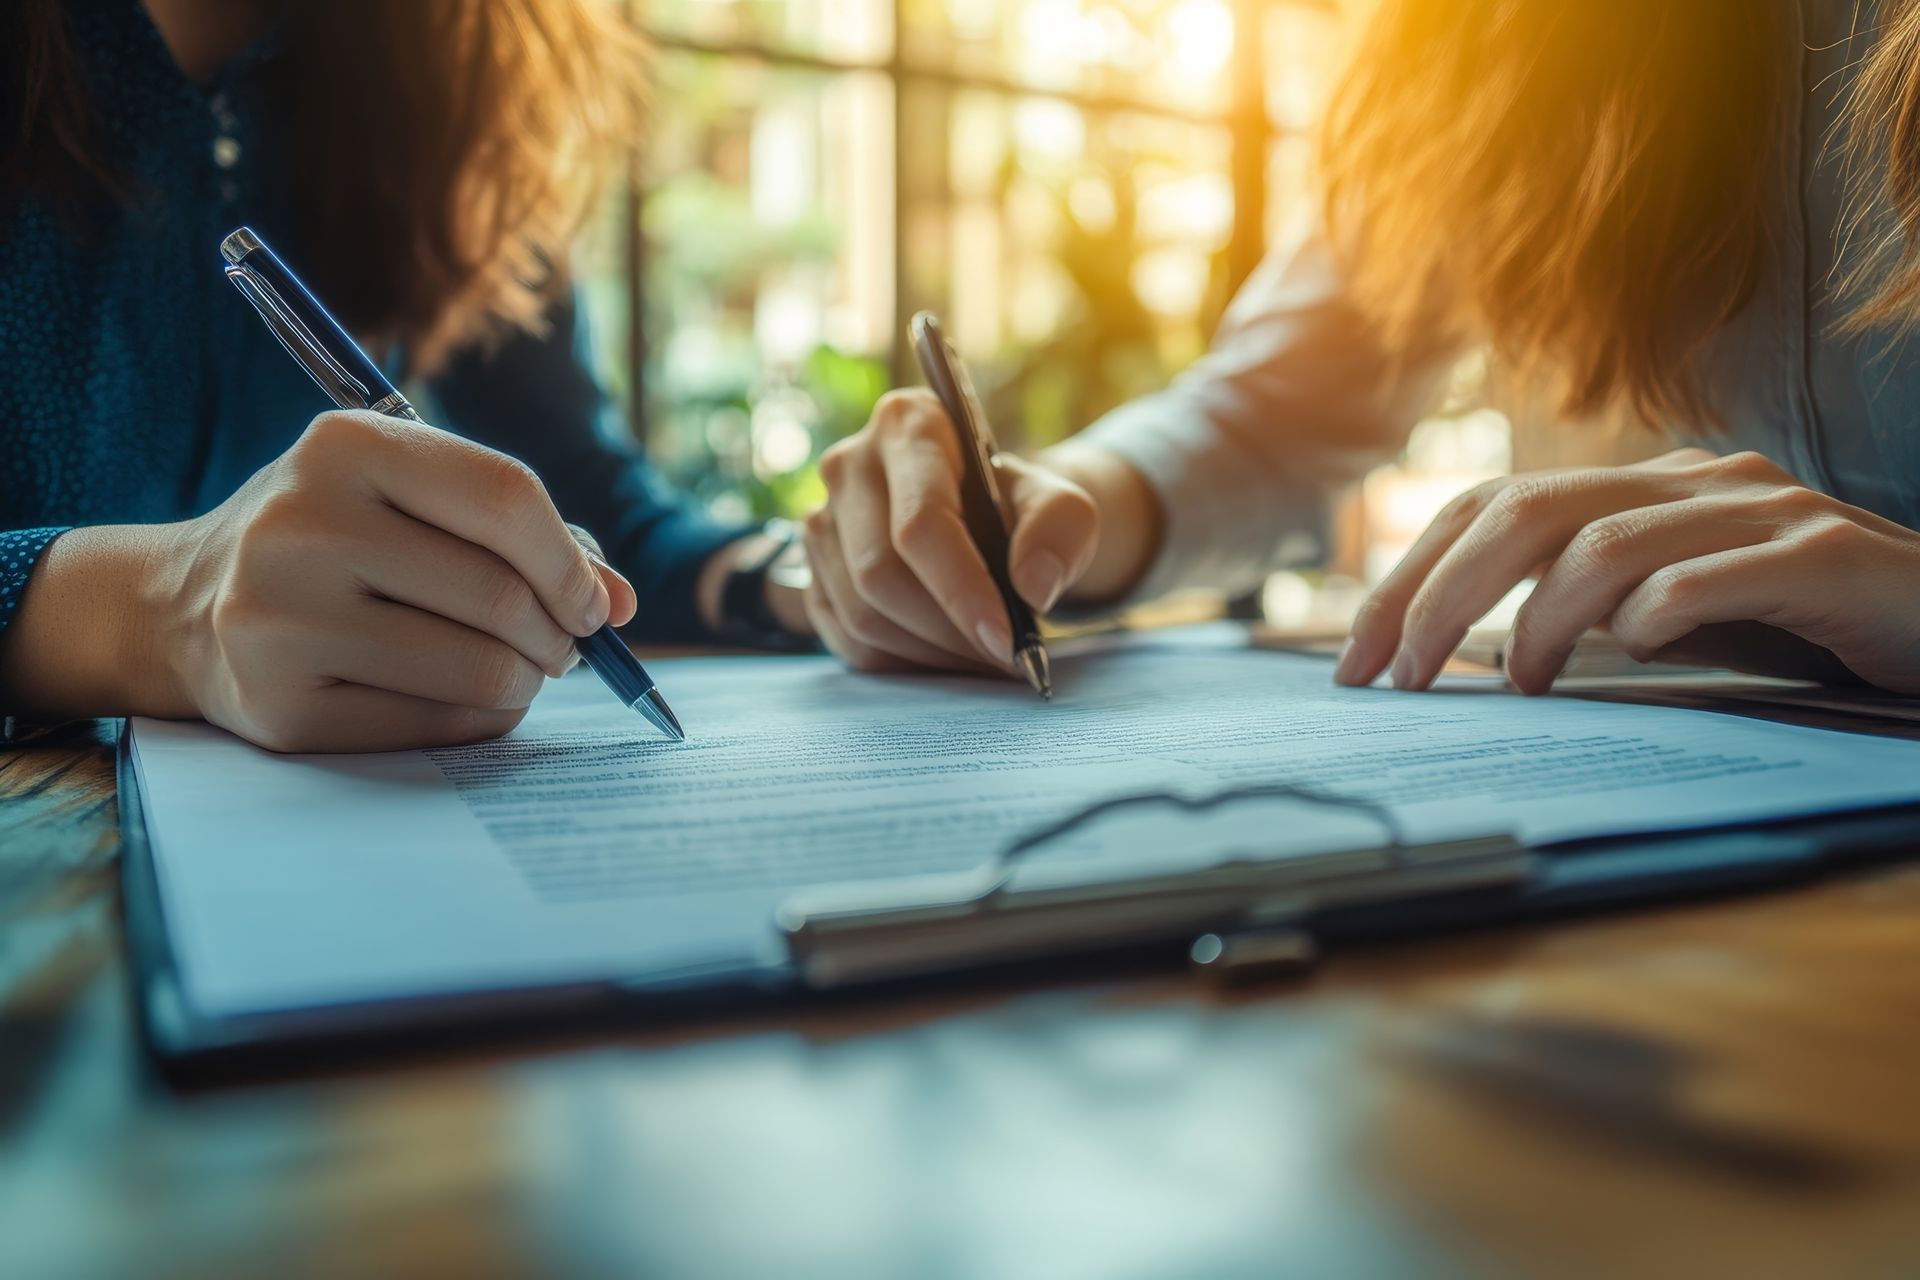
0,0,749,673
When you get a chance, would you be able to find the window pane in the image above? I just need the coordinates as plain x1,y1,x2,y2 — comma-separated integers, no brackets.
642,0,895,63
899,84,1233,449
632,52,895,521
900,0,1239,118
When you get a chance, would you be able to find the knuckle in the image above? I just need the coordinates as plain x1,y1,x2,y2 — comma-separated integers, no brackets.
473,451,545,515
1759,485,1828,523
843,610,890,649
818,439,858,487
802,509,835,550
872,388,926,427
464,643,538,710
475,565,535,631
1794,514,1865,554
1443,480,1503,523
1401,587,1445,642
846,545,899,599
297,409,379,454
1347,594,1396,640
1562,516,1635,576
1717,450,1787,483
1640,565,1701,616
1485,479,1551,528
890,503,948,559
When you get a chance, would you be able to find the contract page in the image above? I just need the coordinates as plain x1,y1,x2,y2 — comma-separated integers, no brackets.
130,627,1920,1018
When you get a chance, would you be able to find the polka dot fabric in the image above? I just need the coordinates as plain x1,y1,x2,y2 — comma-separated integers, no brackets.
0,528,66,626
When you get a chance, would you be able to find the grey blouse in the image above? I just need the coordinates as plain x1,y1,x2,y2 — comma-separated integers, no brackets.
1081,0,1916,604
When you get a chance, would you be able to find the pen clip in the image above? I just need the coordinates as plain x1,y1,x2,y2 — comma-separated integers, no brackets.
224,263,373,411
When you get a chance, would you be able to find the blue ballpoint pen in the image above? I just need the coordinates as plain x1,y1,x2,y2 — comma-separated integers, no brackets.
218,225,686,741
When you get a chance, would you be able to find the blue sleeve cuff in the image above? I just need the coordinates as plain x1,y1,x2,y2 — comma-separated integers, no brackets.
1,527,74,743
1,527,70,634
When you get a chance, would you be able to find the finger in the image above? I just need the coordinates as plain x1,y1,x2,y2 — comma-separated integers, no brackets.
1335,481,1503,686
567,523,639,627
307,600,547,710
821,446,989,663
802,579,917,675
1390,469,1686,691
350,508,581,678
249,685,527,754
312,413,610,637
1503,499,1772,694
999,455,1099,612
805,508,998,674
871,408,1013,664
593,557,638,629
1609,542,1820,662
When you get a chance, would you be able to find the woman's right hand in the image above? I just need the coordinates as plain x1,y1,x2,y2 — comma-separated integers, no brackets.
801,389,1112,674
3,411,635,752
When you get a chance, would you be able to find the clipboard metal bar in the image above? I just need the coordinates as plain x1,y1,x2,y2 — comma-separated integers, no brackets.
779,834,1532,990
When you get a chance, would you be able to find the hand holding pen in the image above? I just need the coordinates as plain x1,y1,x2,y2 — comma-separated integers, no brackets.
802,313,1117,693
72,226,668,756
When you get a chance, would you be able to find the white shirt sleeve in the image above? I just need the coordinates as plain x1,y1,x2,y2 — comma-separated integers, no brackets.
1076,212,1459,602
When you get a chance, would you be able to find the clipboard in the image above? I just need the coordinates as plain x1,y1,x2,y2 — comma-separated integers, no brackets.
117,719,1920,1084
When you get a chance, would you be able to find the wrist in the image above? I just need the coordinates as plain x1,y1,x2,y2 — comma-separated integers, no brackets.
697,529,814,643
1038,441,1162,606
0,524,195,720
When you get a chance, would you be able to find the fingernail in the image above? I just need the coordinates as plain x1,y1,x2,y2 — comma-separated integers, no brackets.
1390,648,1419,690
1020,551,1067,613
585,548,632,592
584,580,610,633
975,619,1013,664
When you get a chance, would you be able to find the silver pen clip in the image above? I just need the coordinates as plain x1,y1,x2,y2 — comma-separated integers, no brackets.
223,263,372,411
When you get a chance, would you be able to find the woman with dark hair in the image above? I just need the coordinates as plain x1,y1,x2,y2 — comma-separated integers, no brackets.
803,0,1920,697
0,0,809,753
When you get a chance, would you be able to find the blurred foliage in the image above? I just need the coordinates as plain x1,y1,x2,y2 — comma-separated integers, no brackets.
640,171,887,522
985,157,1230,450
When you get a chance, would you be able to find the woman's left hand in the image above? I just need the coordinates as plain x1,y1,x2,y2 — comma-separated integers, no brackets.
1334,448,1920,695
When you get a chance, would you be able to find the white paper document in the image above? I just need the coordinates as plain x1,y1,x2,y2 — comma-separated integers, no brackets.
129,627,1920,1018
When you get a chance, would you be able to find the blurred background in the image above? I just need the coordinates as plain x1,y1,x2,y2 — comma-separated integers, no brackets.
581,0,1534,622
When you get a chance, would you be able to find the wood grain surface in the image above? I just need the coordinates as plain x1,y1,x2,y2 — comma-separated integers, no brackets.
5,719,1920,1280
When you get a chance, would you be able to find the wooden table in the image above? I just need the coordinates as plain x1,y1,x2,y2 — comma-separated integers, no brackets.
7,720,1920,1280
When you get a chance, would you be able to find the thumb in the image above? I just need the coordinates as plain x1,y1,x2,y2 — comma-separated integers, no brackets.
998,456,1099,613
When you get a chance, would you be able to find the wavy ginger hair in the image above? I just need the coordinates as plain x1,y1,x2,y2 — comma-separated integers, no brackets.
4,0,644,375
1319,0,1920,427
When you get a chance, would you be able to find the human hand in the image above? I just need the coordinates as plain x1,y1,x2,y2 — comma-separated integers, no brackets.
154,411,636,751
1334,448,1920,695
802,389,1099,673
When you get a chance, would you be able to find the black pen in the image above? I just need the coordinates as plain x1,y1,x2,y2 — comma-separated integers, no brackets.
908,312,1052,699
218,226,685,741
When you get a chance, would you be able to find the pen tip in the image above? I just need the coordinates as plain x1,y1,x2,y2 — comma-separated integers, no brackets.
634,688,685,741
1014,646,1053,701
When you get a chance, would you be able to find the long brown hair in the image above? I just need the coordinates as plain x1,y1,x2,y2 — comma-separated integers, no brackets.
1319,0,1920,427
3,0,644,374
